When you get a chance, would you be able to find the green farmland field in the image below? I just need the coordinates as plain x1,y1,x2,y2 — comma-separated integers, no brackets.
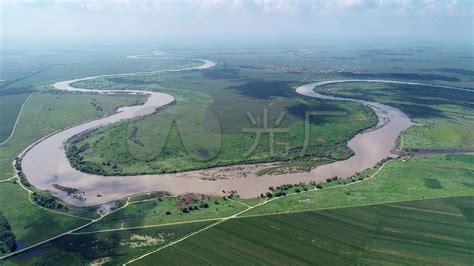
6,196,473,265
0,93,30,143
135,196,474,265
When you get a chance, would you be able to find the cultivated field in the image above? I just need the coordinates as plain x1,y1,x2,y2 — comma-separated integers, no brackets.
0,93,30,143
137,196,474,265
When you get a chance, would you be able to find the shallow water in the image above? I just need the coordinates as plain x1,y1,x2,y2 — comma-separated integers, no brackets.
24,63,457,207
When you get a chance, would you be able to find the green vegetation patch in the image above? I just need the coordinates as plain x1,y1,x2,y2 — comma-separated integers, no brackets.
447,153,474,164
255,159,332,176
79,194,248,232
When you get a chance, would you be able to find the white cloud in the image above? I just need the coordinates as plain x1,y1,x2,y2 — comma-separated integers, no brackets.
2,0,467,15
253,0,300,14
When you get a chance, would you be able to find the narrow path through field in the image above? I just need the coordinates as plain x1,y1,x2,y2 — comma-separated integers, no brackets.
0,176,16,183
301,73,310,82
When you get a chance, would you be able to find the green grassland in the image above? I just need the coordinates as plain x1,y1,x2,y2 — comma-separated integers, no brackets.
0,93,31,143
0,182,87,250
0,92,145,255
314,82,474,150
67,67,377,175
78,194,249,232
244,153,474,215
136,196,474,265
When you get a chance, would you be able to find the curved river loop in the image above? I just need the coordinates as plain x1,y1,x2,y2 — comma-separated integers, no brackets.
19,57,471,206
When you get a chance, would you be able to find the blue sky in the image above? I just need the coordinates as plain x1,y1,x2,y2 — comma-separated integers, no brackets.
1,0,472,42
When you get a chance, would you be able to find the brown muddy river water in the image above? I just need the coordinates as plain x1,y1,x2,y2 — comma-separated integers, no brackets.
23,60,468,207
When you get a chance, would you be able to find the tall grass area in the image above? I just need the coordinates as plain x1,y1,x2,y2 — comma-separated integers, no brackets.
136,196,474,265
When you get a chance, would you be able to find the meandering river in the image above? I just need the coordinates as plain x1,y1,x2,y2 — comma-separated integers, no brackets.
23,58,468,206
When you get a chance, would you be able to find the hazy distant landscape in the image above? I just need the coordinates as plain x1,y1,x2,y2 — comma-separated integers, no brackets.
1,0,473,265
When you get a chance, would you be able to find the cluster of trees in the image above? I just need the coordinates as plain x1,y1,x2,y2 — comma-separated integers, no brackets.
33,193,67,210
181,201,210,213
326,176,339,182
261,183,311,199
14,158,30,187
67,144,88,168
0,213,16,254
89,100,104,112
68,143,122,176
